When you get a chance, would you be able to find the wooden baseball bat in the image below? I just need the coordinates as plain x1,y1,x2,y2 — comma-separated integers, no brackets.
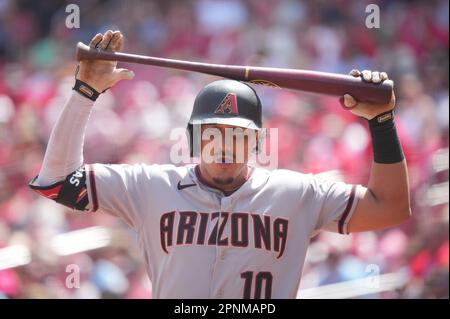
76,42,393,104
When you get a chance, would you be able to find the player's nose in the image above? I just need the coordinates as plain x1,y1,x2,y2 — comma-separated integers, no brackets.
221,140,235,158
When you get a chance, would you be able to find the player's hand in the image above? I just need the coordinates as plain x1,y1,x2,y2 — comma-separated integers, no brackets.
340,69,395,120
76,30,134,93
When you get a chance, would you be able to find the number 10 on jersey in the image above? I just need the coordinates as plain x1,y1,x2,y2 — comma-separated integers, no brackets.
241,271,273,299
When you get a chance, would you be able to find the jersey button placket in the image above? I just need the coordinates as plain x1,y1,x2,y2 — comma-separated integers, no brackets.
210,195,224,298
217,197,226,262
219,197,231,263
220,197,234,264
211,197,230,298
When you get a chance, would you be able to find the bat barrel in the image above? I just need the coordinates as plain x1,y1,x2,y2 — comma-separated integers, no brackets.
245,68,393,104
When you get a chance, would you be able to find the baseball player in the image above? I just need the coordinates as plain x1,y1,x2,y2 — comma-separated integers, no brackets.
29,31,411,299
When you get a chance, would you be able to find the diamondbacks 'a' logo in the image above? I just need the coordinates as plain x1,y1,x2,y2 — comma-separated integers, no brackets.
214,93,239,115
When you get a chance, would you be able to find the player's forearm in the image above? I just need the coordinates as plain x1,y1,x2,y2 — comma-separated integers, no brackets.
37,91,94,185
367,160,411,220
348,112,411,232
365,111,411,222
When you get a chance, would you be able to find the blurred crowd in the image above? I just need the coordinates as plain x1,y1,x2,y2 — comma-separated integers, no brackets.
0,0,448,298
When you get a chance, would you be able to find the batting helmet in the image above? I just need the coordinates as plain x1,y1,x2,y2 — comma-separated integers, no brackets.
187,80,263,157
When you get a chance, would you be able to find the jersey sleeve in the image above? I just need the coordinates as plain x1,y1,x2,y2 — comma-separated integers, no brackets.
85,163,153,229
307,175,365,236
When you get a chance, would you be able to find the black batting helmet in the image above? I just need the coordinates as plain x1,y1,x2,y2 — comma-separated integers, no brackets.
186,80,263,157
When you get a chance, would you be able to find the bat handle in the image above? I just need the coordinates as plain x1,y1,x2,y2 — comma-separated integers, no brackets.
75,42,92,61
76,42,114,61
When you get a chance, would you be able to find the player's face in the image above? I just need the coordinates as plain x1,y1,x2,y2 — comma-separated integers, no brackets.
199,124,257,186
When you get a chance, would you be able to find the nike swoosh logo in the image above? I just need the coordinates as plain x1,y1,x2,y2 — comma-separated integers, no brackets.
177,181,197,190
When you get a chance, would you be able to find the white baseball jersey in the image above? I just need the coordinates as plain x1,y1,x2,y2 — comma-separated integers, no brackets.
82,163,363,299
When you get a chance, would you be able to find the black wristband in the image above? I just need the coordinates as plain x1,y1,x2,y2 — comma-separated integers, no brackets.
368,110,405,164
73,79,101,101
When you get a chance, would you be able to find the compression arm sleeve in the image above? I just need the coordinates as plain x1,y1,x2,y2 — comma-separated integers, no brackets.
37,91,94,186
